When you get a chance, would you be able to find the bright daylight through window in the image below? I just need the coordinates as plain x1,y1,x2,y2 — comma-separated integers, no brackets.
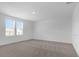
5,19,23,36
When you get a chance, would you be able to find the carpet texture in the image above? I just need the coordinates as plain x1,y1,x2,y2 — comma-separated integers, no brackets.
0,39,77,57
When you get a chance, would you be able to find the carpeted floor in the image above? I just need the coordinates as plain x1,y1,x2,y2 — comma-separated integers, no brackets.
0,39,77,57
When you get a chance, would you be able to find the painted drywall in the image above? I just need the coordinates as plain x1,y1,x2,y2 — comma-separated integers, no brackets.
72,3,79,56
33,16,72,43
0,13,34,45
0,2,75,21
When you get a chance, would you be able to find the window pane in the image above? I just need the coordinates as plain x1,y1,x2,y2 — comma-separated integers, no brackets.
5,19,15,36
16,21,23,36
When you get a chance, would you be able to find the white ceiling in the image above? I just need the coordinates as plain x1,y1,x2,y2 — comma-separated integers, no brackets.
0,2,76,21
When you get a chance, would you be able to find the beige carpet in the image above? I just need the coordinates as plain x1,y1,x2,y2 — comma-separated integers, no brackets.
0,39,77,57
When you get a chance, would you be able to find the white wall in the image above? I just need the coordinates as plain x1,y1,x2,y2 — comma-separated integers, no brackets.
0,13,34,45
33,17,72,43
0,6,72,45
72,3,79,56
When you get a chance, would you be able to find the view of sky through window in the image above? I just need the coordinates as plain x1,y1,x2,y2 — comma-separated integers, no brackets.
5,19,23,36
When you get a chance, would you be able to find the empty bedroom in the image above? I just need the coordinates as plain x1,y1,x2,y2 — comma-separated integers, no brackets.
0,2,78,57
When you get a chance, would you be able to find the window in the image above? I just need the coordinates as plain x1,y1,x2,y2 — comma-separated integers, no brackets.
5,19,23,36
16,21,23,36
5,19,15,36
